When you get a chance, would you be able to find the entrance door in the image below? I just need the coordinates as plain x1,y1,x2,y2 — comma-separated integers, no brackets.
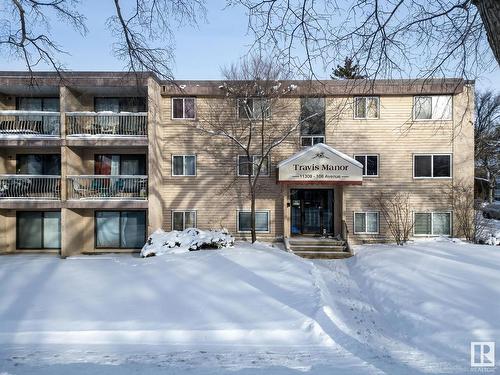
291,189,334,235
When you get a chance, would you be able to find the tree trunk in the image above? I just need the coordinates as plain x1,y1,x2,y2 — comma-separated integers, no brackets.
251,190,257,243
473,0,500,65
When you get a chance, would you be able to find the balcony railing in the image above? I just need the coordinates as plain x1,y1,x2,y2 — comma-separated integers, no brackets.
66,112,148,136
0,175,61,199
0,111,60,136
67,175,148,200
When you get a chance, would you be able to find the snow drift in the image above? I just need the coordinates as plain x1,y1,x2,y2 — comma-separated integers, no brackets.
140,228,234,257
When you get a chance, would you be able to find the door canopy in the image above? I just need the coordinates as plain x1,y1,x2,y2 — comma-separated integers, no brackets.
277,143,363,185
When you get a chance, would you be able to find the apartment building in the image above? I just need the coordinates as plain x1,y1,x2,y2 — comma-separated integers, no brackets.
0,72,474,256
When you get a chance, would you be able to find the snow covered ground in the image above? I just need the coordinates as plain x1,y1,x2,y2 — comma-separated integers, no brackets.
0,239,499,374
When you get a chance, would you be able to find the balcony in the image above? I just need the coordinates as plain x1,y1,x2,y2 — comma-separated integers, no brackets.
0,111,60,137
67,175,148,200
66,112,148,137
0,175,61,199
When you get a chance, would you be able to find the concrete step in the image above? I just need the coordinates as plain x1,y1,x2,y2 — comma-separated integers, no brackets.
293,251,353,259
289,239,345,246
290,245,346,252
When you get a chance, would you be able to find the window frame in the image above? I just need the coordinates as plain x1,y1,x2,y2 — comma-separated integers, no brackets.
353,96,380,120
237,155,270,177
16,211,61,250
94,210,147,249
413,95,453,121
171,154,197,177
236,209,271,233
413,154,452,179
16,154,61,175
16,97,60,112
353,211,380,234
300,135,325,147
353,154,380,177
171,210,197,231
171,97,197,120
413,211,452,236
94,97,147,113
237,98,271,120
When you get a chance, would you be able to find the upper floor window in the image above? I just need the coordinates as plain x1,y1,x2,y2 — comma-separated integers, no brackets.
172,155,196,176
172,97,196,119
17,97,60,112
16,154,61,175
354,97,379,119
414,154,451,178
414,95,452,120
95,97,146,113
354,155,379,177
95,154,146,175
237,98,270,119
300,97,325,146
237,155,269,177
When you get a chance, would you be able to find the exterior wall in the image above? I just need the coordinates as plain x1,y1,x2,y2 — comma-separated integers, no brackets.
0,74,475,254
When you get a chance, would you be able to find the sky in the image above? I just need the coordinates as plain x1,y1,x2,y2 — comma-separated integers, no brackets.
0,0,498,92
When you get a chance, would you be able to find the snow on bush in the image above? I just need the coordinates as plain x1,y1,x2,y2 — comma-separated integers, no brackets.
141,228,234,257
477,217,500,246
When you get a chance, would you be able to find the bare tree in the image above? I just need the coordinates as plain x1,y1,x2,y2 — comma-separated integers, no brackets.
0,0,206,80
374,191,413,245
475,90,500,203
232,0,499,79
197,55,315,242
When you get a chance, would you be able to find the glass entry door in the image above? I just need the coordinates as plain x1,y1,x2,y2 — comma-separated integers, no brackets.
291,189,334,235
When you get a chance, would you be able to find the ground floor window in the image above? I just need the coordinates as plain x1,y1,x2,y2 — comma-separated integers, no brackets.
95,211,146,248
17,211,61,249
238,210,270,232
354,212,379,234
414,212,451,236
172,210,197,231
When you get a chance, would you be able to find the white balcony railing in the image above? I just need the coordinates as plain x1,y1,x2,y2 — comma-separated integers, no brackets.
67,175,148,200
0,111,60,136
66,112,148,136
0,175,61,199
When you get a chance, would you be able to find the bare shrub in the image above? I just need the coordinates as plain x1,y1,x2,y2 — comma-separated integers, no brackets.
374,191,413,245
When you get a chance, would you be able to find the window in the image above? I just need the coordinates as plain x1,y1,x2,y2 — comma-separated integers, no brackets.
172,210,197,231
172,97,196,119
95,154,146,175
414,154,451,178
16,154,61,175
17,97,60,112
17,211,61,249
95,211,146,248
300,136,325,147
300,98,325,141
237,155,269,176
354,97,379,119
354,155,379,176
414,95,452,120
237,210,270,232
237,98,270,119
354,212,379,234
172,155,196,176
95,97,146,113
414,212,451,236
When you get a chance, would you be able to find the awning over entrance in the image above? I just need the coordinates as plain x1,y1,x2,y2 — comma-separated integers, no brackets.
277,143,363,185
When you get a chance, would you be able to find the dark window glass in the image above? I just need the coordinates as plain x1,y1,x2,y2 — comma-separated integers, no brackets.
17,154,61,175
95,155,146,175
238,156,268,176
414,155,432,177
238,156,252,176
366,156,378,176
17,97,60,112
184,98,195,118
95,211,146,249
95,97,146,113
414,213,431,235
433,155,451,177
173,155,184,175
172,98,184,118
17,211,61,249
238,211,269,232
300,98,325,135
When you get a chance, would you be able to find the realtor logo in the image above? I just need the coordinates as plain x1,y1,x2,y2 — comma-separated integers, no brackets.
471,342,495,368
